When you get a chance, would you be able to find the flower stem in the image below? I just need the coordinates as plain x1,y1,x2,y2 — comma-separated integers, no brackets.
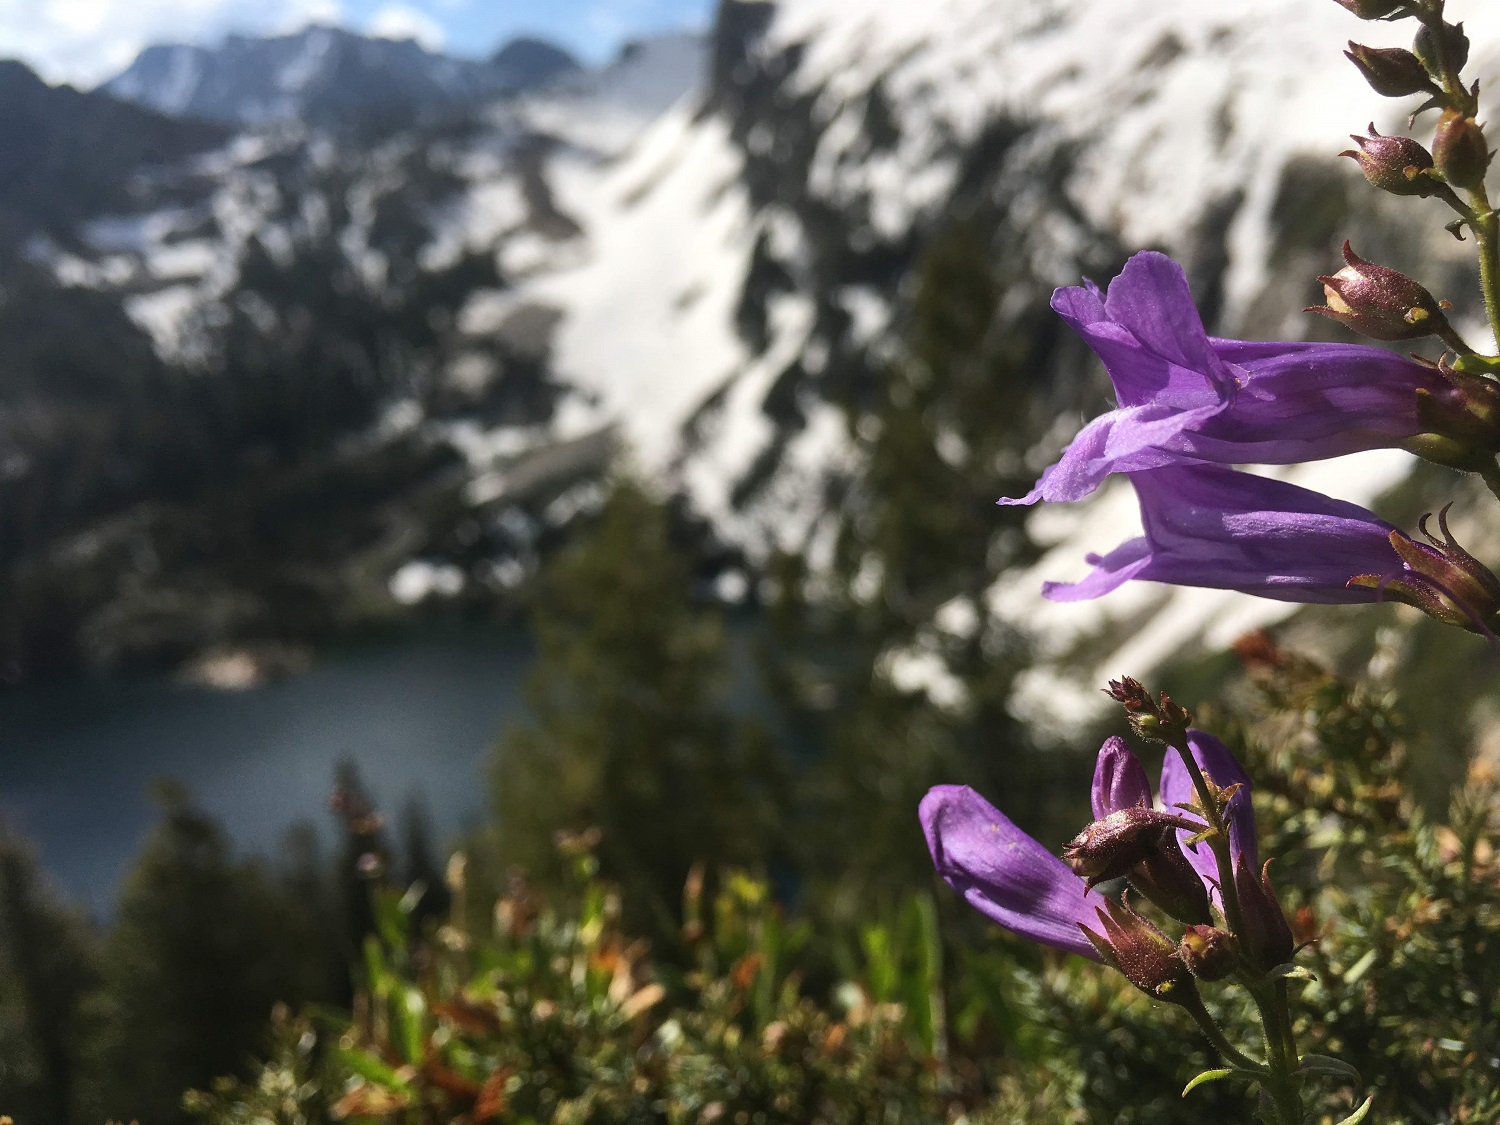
1249,980,1305,1125
1179,989,1267,1076
1164,731,1246,938
1418,0,1500,353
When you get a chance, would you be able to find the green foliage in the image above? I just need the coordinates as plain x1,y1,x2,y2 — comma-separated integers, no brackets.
489,480,784,943
82,783,337,1125
0,832,99,1125
188,849,960,1125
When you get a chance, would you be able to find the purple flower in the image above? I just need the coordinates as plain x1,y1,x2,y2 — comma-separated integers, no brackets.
921,784,1105,959
1042,464,1500,633
921,732,1258,958
1002,252,1446,506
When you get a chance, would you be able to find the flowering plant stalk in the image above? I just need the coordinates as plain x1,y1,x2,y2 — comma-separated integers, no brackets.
923,0,1500,1121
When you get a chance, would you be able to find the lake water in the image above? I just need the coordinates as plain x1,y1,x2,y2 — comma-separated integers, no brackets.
0,625,534,913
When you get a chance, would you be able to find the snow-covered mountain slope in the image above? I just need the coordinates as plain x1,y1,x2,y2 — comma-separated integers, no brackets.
480,0,1500,727
17,0,1500,698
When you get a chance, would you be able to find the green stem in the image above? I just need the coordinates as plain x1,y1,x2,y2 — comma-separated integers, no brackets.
1164,731,1247,938
1419,0,1500,352
1468,202,1500,354
1250,981,1305,1125
1179,989,1268,1076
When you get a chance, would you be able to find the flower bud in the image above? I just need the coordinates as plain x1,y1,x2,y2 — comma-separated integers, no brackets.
1179,925,1239,982
1082,900,1198,1004
1344,43,1432,97
1127,833,1214,926
1414,21,1469,78
1062,807,1200,888
1432,111,1491,191
1309,241,1455,342
1332,0,1409,18
1091,736,1152,818
1103,676,1191,741
1343,125,1441,198
1233,857,1295,973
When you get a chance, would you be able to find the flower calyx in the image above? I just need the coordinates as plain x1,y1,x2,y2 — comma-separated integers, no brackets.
1179,925,1239,982
1233,858,1296,974
1406,357,1500,470
1082,899,1198,1005
1344,43,1433,98
1413,20,1470,81
1308,242,1459,344
1432,110,1491,191
1343,126,1455,204
1104,676,1192,741
1349,505,1500,634
1063,807,1200,886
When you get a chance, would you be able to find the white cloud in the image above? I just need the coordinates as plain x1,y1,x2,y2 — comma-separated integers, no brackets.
366,3,445,51
0,0,342,88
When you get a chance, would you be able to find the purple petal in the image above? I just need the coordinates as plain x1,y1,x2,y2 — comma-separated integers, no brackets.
998,401,1226,505
920,785,1103,960
1049,465,1405,605
1158,730,1259,901
1101,252,1224,392
1091,736,1152,818
1043,537,1152,602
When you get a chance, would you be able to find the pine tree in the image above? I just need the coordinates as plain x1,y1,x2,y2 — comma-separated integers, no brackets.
0,830,99,1125
490,480,783,941
80,782,328,1125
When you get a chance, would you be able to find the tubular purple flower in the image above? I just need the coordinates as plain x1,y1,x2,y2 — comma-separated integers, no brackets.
920,785,1104,960
1002,252,1448,506
1042,464,1500,633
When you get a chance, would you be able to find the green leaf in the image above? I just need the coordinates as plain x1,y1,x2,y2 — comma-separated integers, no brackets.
395,984,427,1064
1332,1095,1375,1125
1182,1068,1234,1097
335,1046,412,1092
1342,948,1379,985
1265,963,1317,982
1298,1053,1361,1083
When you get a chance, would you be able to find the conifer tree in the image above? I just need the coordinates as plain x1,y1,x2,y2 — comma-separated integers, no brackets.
772,219,1100,914
0,830,98,1125
491,479,783,941
81,782,328,1125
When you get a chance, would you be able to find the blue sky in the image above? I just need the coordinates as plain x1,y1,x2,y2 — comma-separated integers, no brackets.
347,0,713,61
0,0,715,88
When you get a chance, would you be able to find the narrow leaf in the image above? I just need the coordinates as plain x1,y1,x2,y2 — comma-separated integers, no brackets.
1332,1095,1375,1125
1298,1053,1361,1082
1182,1068,1234,1097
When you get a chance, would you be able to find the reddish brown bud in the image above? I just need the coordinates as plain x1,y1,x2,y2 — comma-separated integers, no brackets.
1233,857,1295,973
1433,111,1491,191
1103,676,1191,740
1332,0,1409,18
1414,21,1469,78
1344,43,1432,97
1179,925,1239,982
1343,125,1441,198
1062,808,1202,889
1308,241,1455,342
1082,900,1198,1004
